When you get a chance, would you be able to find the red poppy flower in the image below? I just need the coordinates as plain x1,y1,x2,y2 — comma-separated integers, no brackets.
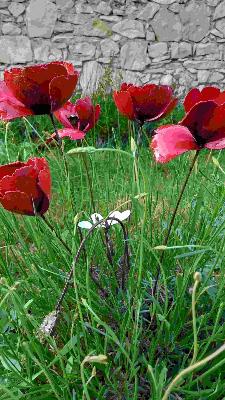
113,83,177,124
151,86,225,163
50,96,101,141
0,62,79,120
0,157,51,216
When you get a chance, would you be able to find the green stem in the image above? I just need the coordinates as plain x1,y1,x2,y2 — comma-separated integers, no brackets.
162,342,225,400
190,272,201,366
152,150,200,296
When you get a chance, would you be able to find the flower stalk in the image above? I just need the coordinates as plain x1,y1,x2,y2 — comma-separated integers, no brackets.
152,150,200,296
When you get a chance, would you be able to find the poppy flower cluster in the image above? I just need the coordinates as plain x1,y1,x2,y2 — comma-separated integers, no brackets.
0,60,225,218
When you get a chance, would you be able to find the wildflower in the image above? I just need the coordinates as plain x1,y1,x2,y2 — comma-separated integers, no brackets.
0,62,79,120
78,210,131,229
0,157,51,216
51,96,101,140
113,83,177,125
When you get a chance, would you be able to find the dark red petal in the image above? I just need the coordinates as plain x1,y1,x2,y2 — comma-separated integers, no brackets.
0,190,35,215
184,87,221,113
146,97,178,122
0,166,39,199
0,161,26,180
183,88,201,113
180,101,217,141
203,104,225,132
113,90,135,120
49,74,78,112
151,125,199,163
201,86,221,101
75,97,93,120
57,128,86,140
214,91,225,105
128,85,176,121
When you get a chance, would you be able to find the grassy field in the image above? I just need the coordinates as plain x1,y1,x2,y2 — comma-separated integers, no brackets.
0,93,225,400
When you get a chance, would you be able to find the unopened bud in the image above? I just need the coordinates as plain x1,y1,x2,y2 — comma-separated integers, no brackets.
194,272,202,283
83,354,108,365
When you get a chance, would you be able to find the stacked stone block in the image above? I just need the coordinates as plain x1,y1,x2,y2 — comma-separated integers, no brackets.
0,0,225,97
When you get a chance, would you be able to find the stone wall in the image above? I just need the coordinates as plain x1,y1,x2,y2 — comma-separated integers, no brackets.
0,0,225,97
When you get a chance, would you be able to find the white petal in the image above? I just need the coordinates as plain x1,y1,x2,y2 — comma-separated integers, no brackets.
107,211,120,225
91,213,104,224
78,221,93,229
119,210,131,221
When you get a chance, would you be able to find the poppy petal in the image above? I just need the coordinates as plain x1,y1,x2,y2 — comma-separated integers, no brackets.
0,191,35,215
50,74,78,112
113,90,135,120
57,128,85,140
151,125,199,163
204,131,225,150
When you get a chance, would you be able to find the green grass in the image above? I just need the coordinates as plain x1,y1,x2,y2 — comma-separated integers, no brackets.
0,95,225,400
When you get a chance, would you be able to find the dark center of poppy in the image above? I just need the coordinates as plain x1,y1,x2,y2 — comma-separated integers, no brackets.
31,104,52,115
68,115,79,127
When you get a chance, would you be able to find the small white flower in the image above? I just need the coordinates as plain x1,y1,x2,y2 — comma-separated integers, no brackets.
78,210,131,230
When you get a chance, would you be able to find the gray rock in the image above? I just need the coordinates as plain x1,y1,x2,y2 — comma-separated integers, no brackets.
160,74,173,85
148,42,168,58
52,33,75,43
137,3,159,20
171,42,192,58
197,70,210,83
216,18,225,36
209,72,224,82
0,1,10,8
56,0,74,10
26,0,57,38
121,70,142,85
33,40,50,61
112,19,145,39
195,43,218,56
54,22,74,33
79,61,104,94
180,1,210,42
153,0,176,3
8,2,25,17
0,35,32,63
211,28,224,38
59,13,91,24
151,8,182,41
75,3,93,13
207,0,221,5
100,15,121,22
69,42,96,61
120,40,150,71
184,60,223,69
73,20,112,38
49,48,62,61
214,1,225,20
146,30,155,41
95,1,112,15
100,38,119,57
2,22,21,35
169,3,181,13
